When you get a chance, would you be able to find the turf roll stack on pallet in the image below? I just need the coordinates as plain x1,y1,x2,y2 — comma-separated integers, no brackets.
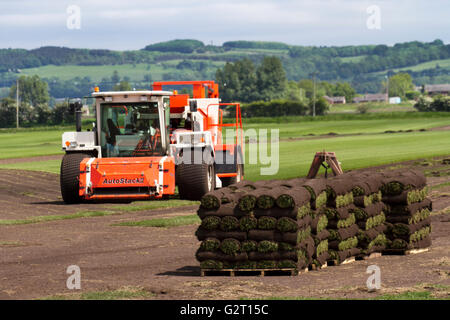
346,172,388,257
195,168,432,274
322,177,360,265
302,179,329,268
380,169,432,252
195,179,315,271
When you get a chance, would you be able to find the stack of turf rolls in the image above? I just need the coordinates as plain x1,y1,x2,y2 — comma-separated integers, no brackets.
346,172,388,257
195,179,316,270
302,179,330,268
380,169,432,252
323,177,361,264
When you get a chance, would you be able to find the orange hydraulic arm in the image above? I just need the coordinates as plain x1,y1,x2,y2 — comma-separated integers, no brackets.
152,81,219,99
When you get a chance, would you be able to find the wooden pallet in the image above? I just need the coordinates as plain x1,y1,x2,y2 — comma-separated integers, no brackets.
355,252,382,261
327,257,356,266
382,248,429,256
200,268,306,277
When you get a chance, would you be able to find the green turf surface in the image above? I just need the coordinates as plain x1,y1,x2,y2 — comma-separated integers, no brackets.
329,102,415,114
1,113,449,159
240,111,450,124
242,116,450,139
0,159,62,172
3,130,449,183
0,130,63,159
244,130,450,180
1,113,450,183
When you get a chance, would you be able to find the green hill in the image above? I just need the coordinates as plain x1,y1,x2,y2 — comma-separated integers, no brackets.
0,39,449,99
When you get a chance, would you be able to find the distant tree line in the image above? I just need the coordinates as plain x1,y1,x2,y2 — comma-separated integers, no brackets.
240,98,329,118
215,56,360,116
144,39,205,53
0,98,75,128
0,75,77,127
223,41,290,50
414,95,450,112
1,39,448,90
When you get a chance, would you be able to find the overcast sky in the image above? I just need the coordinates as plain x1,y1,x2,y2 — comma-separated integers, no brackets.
0,0,448,50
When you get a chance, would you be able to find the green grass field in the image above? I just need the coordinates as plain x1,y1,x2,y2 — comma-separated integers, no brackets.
3,113,448,160
393,58,450,72
244,130,450,180
371,58,450,76
242,112,450,139
1,113,449,182
0,129,63,159
328,102,415,114
16,61,225,83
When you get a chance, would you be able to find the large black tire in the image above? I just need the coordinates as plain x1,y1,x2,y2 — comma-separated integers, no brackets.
60,152,93,204
177,163,215,200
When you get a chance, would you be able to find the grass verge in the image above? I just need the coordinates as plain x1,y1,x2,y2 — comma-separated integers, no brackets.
372,291,437,300
0,241,25,246
0,210,117,226
110,199,198,212
259,291,447,300
0,199,198,226
113,214,200,228
41,287,155,300
431,181,450,190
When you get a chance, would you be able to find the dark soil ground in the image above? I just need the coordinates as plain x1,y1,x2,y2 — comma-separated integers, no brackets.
0,157,449,300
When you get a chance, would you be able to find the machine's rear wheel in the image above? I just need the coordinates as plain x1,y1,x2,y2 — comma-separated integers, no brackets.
177,163,215,200
60,152,92,204
220,147,244,187
221,163,244,187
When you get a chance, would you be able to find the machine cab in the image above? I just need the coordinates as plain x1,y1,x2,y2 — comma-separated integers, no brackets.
92,90,173,158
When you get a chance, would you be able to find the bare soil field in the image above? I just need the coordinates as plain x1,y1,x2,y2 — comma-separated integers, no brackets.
0,158,449,300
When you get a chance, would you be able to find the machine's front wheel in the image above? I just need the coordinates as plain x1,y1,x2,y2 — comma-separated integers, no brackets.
60,152,92,204
177,163,215,200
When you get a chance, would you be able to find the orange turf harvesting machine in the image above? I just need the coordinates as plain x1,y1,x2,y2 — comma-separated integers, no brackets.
60,81,244,203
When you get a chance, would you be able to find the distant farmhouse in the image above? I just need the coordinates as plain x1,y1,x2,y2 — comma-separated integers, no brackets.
353,93,388,103
323,96,346,104
423,84,450,95
389,97,402,104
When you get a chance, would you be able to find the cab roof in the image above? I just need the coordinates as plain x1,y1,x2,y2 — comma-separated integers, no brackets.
92,90,173,97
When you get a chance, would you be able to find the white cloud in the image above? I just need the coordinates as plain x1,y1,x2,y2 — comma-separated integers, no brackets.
0,0,448,49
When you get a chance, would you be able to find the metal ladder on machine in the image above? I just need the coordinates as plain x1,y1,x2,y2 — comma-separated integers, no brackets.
307,151,343,179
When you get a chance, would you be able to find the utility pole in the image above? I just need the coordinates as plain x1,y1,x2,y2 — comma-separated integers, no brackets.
313,74,316,117
310,72,318,117
16,79,19,129
385,75,389,102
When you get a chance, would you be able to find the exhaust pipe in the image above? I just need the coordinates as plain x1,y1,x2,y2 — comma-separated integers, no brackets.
69,100,83,132
75,102,82,132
